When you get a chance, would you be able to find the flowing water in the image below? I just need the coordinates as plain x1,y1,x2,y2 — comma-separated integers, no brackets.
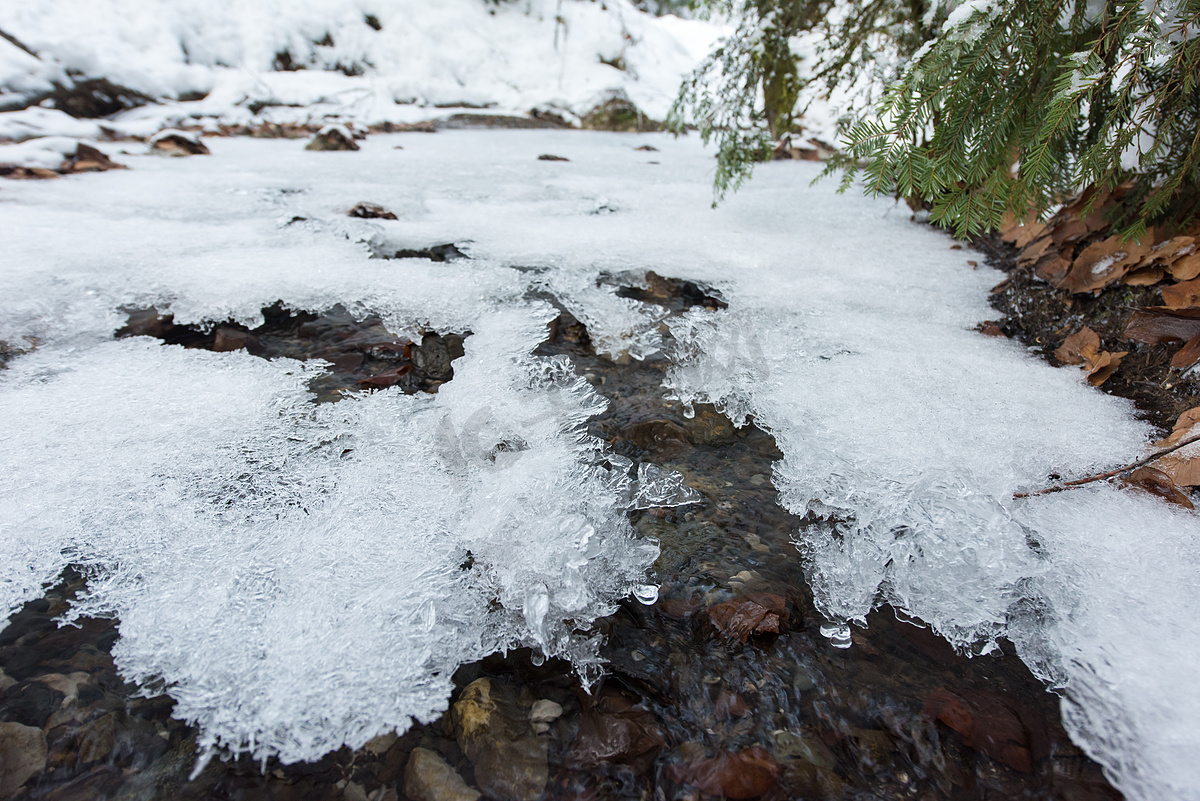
0,273,1120,801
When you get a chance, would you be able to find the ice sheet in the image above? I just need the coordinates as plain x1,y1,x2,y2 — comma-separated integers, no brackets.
0,131,1196,798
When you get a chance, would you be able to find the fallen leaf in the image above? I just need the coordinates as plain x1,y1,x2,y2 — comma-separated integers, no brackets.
666,745,780,799
1083,348,1127,386
1170,252,1200,281
1051,218,1089,247
1121,467,1194,509
1161,278,1200,309
1016,235,1054,268
1170,334,1200,370
1054,327,1101,365
1153,407,1200,487
1124,307,1200,345
1123,264,1165,285
1033,254,1072,285
1059,234,1153,293
537,154,569,162
707,593,787,643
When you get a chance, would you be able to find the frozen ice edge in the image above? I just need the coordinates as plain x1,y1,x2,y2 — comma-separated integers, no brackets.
0,131,1196,799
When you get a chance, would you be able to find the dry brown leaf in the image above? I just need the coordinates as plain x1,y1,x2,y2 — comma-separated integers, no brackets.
1054,327,1101,365
1161,278,1200,309
1034,254,1072,285
1016,235,1054,268
1060,235,1154,293
1151,235,1196,265
1051,218,1089,247
1083,349,1127,386
1121,467,1194,509
1000,215,1047,249
1123,264,1165,286
1152,407,1200,488
1170,334,1200,370
1124,307,1200,345
1170,252,1200,281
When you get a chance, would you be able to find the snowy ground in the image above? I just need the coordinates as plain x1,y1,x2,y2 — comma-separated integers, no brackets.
0,0,719,141
1,130,1198,800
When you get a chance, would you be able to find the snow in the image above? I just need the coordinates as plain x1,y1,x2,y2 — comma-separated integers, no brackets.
0,0,722,140
0,130,1197,797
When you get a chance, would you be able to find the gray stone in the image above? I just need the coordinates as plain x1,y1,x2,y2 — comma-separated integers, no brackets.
0,721,47,798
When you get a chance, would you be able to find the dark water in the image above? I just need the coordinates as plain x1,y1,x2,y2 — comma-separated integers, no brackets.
0,274,1120,801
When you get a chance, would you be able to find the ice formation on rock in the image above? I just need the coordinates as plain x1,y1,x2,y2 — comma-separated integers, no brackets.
0,132,1196,799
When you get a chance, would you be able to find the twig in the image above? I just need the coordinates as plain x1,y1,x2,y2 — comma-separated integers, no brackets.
1014,431,1200,498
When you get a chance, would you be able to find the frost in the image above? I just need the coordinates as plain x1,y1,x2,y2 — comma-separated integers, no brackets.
1,307,658,765
1,132,1196,798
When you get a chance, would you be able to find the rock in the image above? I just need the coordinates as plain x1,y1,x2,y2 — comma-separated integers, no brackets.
348,202,398,220
529,699,562,734
569,687,663,775
76,711,117,764
923,687,1049,772
404,747,480,801
713,691,749,721
707,592,788,643
666,745,779,799
0,721,48,798
449,678,547,801
683,404,737,446
0,672,15,693
212,327,260,353
0,165,60,180
581,92,660,132
150,130,210,156
60,143,126,173
536,154,569,162
364,731,397,755
306,125,360,151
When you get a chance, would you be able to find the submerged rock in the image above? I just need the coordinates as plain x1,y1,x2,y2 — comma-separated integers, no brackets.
0,721,48,797
403,747,480,801
449,678,547,801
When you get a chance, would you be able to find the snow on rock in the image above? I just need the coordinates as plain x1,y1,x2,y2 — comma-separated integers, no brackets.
0,0,721,137
0,131,1197,798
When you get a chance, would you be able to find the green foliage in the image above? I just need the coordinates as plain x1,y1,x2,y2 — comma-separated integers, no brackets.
837,0,1200,237
676,0,1200,236
671,0,944,201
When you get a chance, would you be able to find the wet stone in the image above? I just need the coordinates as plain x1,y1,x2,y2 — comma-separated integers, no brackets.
114,303,469,402
0,721,47,797
404,748,480,801
449,678,547,801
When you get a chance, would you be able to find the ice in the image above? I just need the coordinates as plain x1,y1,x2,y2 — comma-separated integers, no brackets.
1,308,657,765
1,131,1197,797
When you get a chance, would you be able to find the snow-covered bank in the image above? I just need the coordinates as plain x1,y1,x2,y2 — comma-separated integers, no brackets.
0,0,720,141
0,131,1197,799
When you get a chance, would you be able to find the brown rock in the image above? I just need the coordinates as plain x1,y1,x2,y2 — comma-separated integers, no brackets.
60,143,126,173
569,687,664,775
306,127,360,151
213,327,260,353
76,712,117,764
714,690,750,720
707,592,787,643
0,721,48,797
450,678,547,801
922,688,1048,772
404,748,480,801
666,745,780,799
150,132,211,156
348,202,398,220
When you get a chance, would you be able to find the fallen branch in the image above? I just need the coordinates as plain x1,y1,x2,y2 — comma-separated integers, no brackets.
1014,432,1200,498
